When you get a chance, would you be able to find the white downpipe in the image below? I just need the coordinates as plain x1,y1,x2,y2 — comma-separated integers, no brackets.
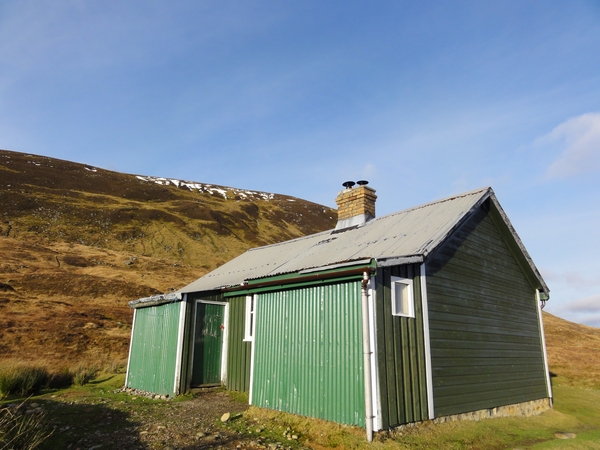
368,276,382,431
125,308,137,387
361,271,374,442
536,289,553,403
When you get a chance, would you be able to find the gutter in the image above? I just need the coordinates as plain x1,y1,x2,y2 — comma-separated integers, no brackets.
128,292,182,309
222,263,375,296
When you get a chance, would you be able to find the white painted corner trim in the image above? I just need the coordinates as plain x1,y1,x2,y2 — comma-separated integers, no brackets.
248,294,258,405
420,264,435,419
536,289,553,402
221,303,230,385
173,295,188,395
125,307,137,387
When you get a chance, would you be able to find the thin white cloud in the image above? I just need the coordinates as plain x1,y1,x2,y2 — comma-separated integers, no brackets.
361,163,377,179
561,294,600,313
538,112,600,179
541,269,600,289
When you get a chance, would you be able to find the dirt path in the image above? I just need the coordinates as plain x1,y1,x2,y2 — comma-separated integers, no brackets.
30,388,302,450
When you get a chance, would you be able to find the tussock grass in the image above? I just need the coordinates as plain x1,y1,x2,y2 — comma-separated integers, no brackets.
0,358,125,398
0,401,53,450
72,365,98,386
0,365,49,399
99,358,127,375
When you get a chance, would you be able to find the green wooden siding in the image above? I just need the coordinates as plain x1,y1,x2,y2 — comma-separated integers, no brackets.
226,295,252,392
191,302,225,386
252,282,365,426
127,302,181,396
376,264,429,429
426,202,548,417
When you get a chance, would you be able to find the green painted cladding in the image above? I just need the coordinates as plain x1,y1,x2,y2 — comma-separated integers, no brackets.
226,295,252,392
376,264,429,429
426,203,548,417
252,282,366,426
127,302,181,396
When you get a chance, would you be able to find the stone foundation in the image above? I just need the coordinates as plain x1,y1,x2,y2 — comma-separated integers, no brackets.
433,398,552,424
386,398,552,434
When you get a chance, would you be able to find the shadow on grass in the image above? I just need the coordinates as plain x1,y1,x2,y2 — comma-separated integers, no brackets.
33,398,146,450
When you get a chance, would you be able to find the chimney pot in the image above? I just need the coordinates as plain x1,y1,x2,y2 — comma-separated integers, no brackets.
335,181,377,230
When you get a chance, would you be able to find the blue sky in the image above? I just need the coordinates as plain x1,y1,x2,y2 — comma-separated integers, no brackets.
1,1,599,326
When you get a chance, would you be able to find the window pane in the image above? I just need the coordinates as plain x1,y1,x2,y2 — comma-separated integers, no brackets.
394,282,407,315
391,278,414,318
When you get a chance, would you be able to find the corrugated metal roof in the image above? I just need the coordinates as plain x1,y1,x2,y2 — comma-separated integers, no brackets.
180,187,499,293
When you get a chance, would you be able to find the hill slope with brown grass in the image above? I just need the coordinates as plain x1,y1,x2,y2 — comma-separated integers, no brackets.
0,149,336,368
543,311,600,390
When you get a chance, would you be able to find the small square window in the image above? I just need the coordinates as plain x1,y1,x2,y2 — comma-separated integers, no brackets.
243,295,255,341
391,276,414,318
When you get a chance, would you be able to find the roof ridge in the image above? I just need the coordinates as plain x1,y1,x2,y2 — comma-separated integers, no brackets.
372,186,492,222
247,228,331,252
249,187,491,250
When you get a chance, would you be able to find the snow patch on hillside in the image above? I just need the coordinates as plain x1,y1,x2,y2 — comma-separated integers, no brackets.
135,175,275,200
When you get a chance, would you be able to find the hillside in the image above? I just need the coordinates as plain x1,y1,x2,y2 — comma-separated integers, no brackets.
0,149,336,367
543,311,600,390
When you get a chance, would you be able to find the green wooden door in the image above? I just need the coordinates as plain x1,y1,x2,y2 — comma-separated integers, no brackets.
191,302,225,386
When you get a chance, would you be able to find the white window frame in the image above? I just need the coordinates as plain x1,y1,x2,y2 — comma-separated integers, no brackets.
243,294,256,342
391,276,415,318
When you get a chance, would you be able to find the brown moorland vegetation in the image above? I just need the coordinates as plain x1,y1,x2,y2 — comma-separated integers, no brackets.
543,311,600,390
0,149,336,369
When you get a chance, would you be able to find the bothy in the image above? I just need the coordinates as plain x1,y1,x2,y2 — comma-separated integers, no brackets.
126,185,552,440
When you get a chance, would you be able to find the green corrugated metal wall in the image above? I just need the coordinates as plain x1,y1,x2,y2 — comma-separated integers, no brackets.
376,264,429,429
252,282,365,426
226,295,252,392
127,302,181,396
426,202,548,417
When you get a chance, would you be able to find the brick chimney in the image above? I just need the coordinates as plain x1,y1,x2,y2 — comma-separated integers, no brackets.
335,181,377,229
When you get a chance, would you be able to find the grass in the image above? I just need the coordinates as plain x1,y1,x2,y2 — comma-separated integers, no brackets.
0,401,53,450
232,385,600,449
72,365,98,386
0,360,125,400
0,365,49,399
2,367,599,450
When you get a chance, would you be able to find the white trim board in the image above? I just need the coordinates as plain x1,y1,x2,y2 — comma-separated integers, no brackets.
125,308,137,387
221,303,230,384
420,264,435,419
248,294,258,405
536,290,553,402
173,295,188,395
